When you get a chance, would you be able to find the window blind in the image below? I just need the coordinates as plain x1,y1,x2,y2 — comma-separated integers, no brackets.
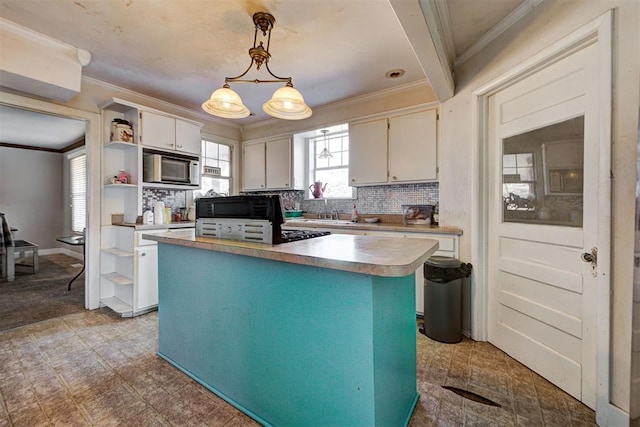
70,154,86,233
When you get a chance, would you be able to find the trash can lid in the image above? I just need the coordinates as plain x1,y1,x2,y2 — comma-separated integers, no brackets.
424,255,462,268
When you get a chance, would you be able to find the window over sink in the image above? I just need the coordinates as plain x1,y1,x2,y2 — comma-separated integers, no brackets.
306,123,355,199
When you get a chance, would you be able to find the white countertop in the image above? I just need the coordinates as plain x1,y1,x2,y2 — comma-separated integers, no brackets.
112,221,196,230
283,219,462,235
143,232,439,277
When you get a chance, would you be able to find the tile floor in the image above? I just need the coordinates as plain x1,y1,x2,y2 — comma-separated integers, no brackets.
0,309,596,426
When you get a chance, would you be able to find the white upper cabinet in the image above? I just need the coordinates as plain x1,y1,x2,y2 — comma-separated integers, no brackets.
140,111,201,156
266,137,292,189
140,111,175,150
388,109,437,182
175,119,203,155
349,108,438,186
243,142,267,190
349,118,388,185
242,137,303,191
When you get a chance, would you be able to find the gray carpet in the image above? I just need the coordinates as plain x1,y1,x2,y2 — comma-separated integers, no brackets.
0,253,85,332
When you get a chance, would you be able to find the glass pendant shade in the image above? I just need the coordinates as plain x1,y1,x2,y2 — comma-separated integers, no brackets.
317,129,333,159
318,147,332,159
262,85,312,120
202,85,250,119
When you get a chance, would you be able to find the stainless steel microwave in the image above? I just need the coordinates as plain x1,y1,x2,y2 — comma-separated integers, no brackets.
143,153,200,186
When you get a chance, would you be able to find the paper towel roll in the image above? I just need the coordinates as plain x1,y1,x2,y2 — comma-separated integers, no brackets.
154,202,165,224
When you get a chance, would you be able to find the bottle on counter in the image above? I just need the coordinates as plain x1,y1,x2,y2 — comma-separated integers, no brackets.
351,204,359,222
143,210,154,225
432,203,439,226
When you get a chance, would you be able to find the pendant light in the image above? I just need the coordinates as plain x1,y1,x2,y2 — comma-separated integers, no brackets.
202,12,312,120
318,129,333,159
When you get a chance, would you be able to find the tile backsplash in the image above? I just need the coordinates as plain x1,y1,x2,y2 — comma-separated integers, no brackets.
145,183,439,217
142,189,187,212
246,182,439,215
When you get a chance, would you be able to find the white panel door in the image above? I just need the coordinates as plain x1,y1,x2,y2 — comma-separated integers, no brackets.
487,43,605,409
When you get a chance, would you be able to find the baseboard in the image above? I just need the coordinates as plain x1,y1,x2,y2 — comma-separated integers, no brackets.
603,403,629,426
39,248,83,261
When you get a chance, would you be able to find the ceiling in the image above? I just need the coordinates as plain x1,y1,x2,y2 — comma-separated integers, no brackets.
0,105,85,150
0,0,530,147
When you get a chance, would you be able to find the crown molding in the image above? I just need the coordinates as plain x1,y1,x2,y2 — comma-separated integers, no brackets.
0,17,77,53
241,79,432,130
81,76,242,129
433,0,456,65
454,0,544,68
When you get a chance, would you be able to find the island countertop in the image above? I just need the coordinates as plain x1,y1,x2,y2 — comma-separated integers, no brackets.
143,232,438,277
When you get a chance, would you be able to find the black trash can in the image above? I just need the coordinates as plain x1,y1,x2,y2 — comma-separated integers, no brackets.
420,256,472,343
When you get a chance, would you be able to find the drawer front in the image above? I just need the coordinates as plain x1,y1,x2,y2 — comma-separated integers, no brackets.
135,230,167,246
403,234,457,257
135,228,196,246
404,234,455,250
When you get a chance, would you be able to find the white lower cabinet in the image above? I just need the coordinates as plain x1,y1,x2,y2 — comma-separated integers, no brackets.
135,245,158,311
100,226,161,317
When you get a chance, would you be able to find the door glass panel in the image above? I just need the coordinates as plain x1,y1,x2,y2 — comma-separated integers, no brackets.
502,116,584,227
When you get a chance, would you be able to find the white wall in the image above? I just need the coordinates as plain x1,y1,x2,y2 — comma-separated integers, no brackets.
438,0,639,413
0,146,65,249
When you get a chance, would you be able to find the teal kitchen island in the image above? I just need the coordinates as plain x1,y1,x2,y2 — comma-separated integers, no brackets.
144,232,438,426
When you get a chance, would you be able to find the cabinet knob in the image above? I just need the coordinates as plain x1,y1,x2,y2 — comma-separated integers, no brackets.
141,252,146,257
167,143,173,147
177,144,182,148
392,176,397,180
351,178,355,182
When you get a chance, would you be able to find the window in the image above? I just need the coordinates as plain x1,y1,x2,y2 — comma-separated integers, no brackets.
309,127,353,198
502,152,535,211
200,138,232,196
69,153,86,233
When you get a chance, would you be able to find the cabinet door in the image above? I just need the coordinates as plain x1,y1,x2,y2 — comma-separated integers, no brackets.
349,118,388,185
141,111,176,150
388,109,437,182
265,137,291,189
135,245,158,311
243,142,266,190
175,120,202,155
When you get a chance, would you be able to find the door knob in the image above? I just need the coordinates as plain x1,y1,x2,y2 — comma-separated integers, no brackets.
581,247,597,277
580,247,597,265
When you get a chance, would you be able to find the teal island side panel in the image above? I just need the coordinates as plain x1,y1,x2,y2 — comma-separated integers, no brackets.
156,242,417,426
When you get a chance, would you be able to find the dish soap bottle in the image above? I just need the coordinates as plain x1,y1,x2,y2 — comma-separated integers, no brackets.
351,204,359,222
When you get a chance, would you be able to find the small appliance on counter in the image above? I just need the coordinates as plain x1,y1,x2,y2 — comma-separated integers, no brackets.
196,195,329,244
